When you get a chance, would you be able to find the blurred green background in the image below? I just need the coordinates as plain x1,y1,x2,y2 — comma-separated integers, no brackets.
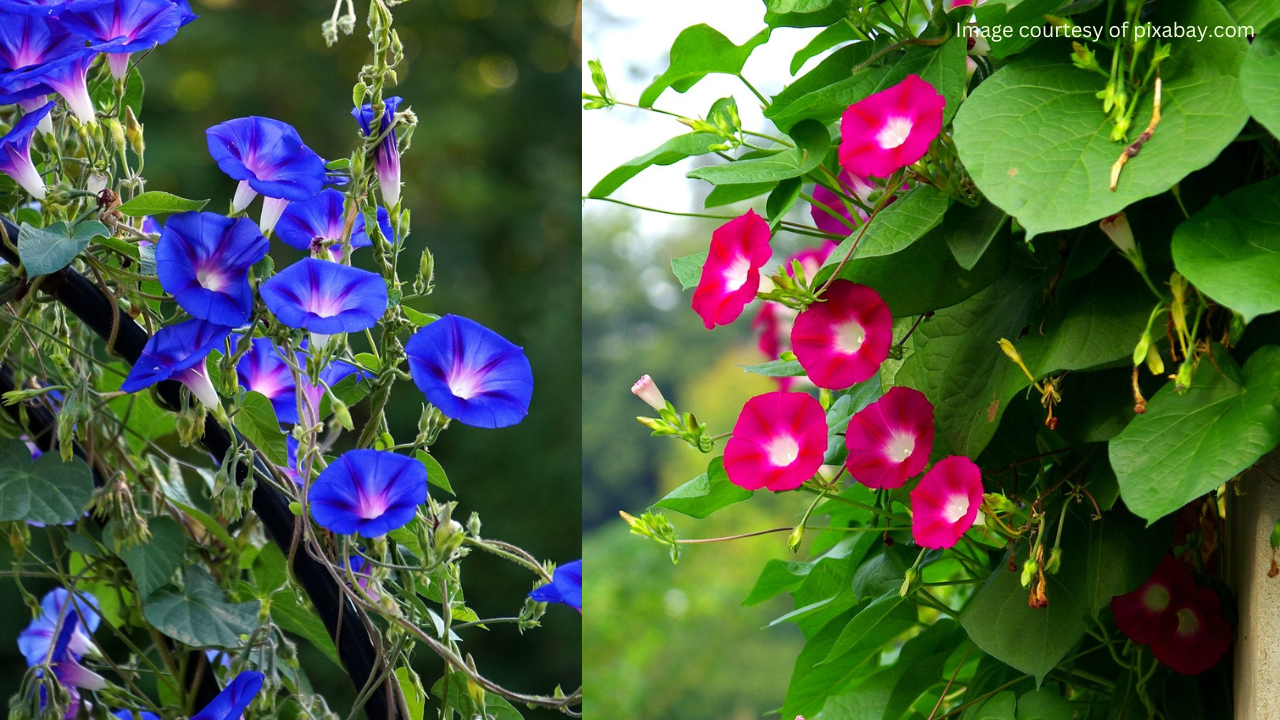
583,209,823,719
0,0,581,717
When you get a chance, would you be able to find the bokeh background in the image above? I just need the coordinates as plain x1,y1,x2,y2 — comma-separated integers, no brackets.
0,0,581,717
582,2,844,717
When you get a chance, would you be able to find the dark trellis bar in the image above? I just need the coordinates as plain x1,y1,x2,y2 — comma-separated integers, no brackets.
0,216,403,720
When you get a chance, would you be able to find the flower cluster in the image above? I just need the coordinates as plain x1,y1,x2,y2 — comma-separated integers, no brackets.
1111,556,1232,674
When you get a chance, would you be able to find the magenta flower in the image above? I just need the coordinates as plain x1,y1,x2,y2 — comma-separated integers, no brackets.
0,101,53,199
274,188,375,260
120,318,230,408
723,391,827,492
17,588,99,667
155,212,268,326
790,280,892,390
205,116,327,232
839,74,945,179
352,96,403,209
691,210,772,330
260,257,387,334
308,449,428,537
60,0,183,79
844,387,935,489
405,314,534,429
234,337,297,423
910,455,983,549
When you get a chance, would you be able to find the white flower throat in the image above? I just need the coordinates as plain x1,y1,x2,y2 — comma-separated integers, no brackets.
877,116,914,150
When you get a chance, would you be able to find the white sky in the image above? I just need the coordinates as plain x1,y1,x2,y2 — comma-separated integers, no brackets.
581,0,829,236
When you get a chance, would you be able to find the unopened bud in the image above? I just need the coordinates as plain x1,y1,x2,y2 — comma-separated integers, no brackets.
984,492,1015,514
635,415,665,432
124,107,144,155
1099,212,1136,255
630,374,667,411
1145,344,1164,375
899,567,917,597
1175,360,1195,392
104,118,125,154
1046,546,1062,574
787,525,804,553
1020,558,1038,587
86,171,109,195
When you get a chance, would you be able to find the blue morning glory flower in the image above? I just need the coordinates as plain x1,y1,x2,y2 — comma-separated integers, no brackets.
46,613,107,690
121,318,230,408
7,47,104,124
260,258,387,335
0,101,54,199
405,315,533,429
296,355,367,426
60,0,185,79
529,559,582,613
0,14,83,106
114,711,161,720
0,0,75,16
192,671,264,720
234,336,298,423
17,588,100,667
274,188,373,261
352,96,402,209
206,117,327,232
156,211,267,326
308,449,427,537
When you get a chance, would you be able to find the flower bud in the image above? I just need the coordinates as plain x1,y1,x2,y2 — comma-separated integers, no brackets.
104,118,125,154
1020,558,1038,587
1175,360,1195,392
631,374,667,411
124,107,144,155
1145,344,1164,375
787,525,805,553
898,567,917,597
983,493,1016,514
1099,212,1135,255
1046,546,1063,574
86,171,109,195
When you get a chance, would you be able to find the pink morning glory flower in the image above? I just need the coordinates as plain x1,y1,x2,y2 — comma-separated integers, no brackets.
692,209,772,329
630,374,665,411
723,391,827,492
838,74,945,179
909,455,984,549
844,386,935,489
809,172,875,238
308,449,428,537
790,280,892,390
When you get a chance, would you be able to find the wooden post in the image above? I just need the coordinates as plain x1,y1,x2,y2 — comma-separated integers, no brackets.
1229,465,1280,720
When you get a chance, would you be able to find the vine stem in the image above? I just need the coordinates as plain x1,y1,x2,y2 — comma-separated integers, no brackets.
817,174,907,296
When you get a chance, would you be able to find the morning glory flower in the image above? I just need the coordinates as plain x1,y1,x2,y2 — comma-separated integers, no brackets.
18,588,100,667
156,211,268,326
192,671,265,720
910,455,984,549
60,0,184,79
205,116,327,232
844,386,935,489
790,280,892,390
691,210,772,330
120,318,231,408
46,613,107,691
114,711,161,720
405,314,534,429
0,14,83,107
352,96,403,209
308,449,428,537
260,257,387,335
723,391,827,492
839,74,945,179
0,0,75,16
7,48,102,124
274,188,374,261
234,336,298,423
529,559,582,613
0,101,54,199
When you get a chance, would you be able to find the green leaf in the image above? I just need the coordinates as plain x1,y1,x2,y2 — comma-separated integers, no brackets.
943,200,1008,271
171,501,236,550
100,363,175,453
271,590,342,669
0,440,93,525
1082,508,1172,613
767,176,803,228
687,120,829,185
961,691,1017,720
122,67,144,117
251,542,288,596
430,672,523,720
821,590,905,663
116,192,208,218
743,558,818,605
974,0,1067,59
395,667,426,720
402,307,437,326
766,0,850,28
1014,688,1074,720
766,65,891,132
671,251,707,290
144,566,260,646
235,391,289,467
1110,345,1280,522
588,133,722,198
1241,20,1280,138
742,359,807,377
828,185,950,261
1224,0,1280,28
115,517,185,598
415,450,453,495
705,182,775,208
1171,175,1280,322
789,24,864,75
18,221,108,277
654,456,752,518
639,25,771,107
955,0,1250,239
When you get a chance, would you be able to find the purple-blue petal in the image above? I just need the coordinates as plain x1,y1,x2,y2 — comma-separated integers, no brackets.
61,0,182,53
275,188,371,255
18,588,99,666
0,0,76,16
206,117,326,201
0,101,53,158
404,315,533,429
260,258,387,334
121,319,230,393
156,212,267,325
351,96,401,137
191,671,264,720
529,559,582,612
234,337,298,424
0,14,82,102
308,449,427,537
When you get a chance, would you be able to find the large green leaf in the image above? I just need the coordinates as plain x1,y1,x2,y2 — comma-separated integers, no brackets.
114,517,185,598
961,691,1017,720
975,0,1067,59
587,133,721,199
766,0,851,28
687,120,829,185
1241,19,1280,138
1082,508,1172,613
18,221,109,277
671,251,708,290
234,391,289,467
944,200,1008,271
827,185,950,261
271,590,342,668
115,191,208,218
1014,688,1074,720
1171,175,1280,323
817,621,963,720
954,0,1250,239
822,590,906,663
653,456,752,518
639,25,771,107
144,566,260,646
1224,0,1280,27
0,440,94,525
1110,345,1280,522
